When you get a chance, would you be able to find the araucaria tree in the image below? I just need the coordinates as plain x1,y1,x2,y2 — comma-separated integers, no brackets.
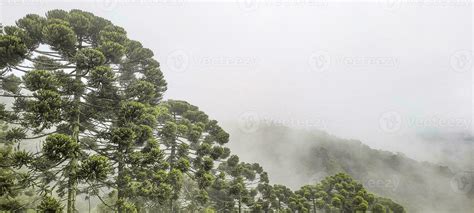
208,155,268,212
156,100,230,211
294,173,405,213
0,119,37,211
0,9,167,213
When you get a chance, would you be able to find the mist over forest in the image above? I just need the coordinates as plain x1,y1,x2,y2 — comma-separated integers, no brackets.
223,122,474,212
0,1,472,213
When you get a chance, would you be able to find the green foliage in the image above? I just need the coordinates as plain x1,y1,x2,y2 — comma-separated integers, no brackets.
1,9,167,213
0,35,27,69
151,100,230,210
42,23,77,56
37,196,63,213
292,173,405,213
75,48,105,69
1,74,22,94
43,134,78,162
89,65,115,87
5,127,26,143
206,156,269,212
78,154,111,182
0,121,36,211
16,14,46,44
23,70,59,91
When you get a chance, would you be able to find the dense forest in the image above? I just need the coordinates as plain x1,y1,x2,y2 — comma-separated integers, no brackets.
0,9,407,212
225,124,474,212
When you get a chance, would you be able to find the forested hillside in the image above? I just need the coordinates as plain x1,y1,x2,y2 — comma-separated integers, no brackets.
0,9,408,213
225,123,474,212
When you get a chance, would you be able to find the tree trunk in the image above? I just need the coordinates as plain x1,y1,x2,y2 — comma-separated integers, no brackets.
67,68,82,213
67,158,77,213
168,141,176,213
117,159,125,213
238,196,242,213
169,199,174,213
168,113,178,213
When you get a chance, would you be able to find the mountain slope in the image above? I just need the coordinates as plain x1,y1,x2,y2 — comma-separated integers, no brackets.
223,123,473,213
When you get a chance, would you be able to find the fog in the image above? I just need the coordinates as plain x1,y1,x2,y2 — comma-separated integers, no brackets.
2,0,472,180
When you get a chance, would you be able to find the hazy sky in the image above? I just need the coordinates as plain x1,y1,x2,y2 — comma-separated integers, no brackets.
1,0,472,164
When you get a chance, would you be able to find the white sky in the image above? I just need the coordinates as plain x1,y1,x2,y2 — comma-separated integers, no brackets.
1,0,472,164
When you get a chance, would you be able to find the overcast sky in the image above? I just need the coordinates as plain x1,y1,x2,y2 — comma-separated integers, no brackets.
1,0,472,165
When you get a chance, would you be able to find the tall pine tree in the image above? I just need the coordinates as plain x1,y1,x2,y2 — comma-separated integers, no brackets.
0,9,167,213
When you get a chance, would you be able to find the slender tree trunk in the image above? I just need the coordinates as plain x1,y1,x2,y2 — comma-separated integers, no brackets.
67,67,82,213
117,159,125,213
67,158,77,213
312,198,316,213
238,195,242,213
169,113,177,167
169,113,177,213
169,199,174,213
117,126,126,213
168,140,176,213
88,191,91,213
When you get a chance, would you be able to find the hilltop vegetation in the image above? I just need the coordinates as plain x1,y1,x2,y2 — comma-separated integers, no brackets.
225,123,474,212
